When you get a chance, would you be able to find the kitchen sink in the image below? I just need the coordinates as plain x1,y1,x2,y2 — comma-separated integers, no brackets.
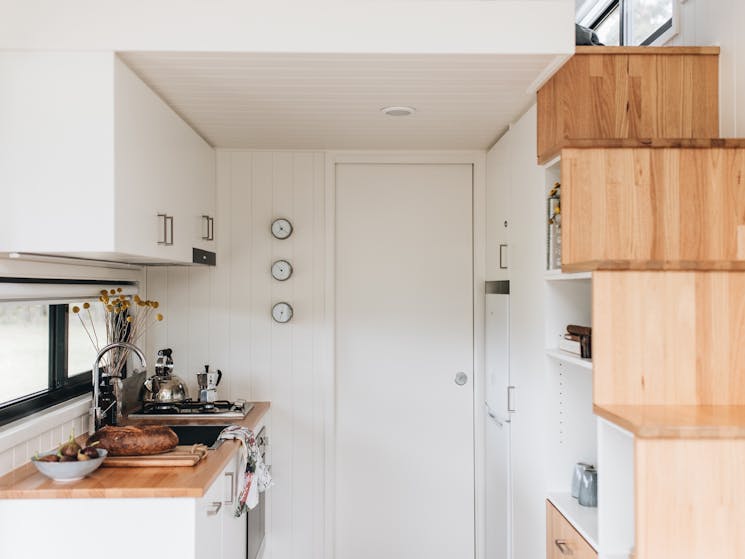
167,425,231,449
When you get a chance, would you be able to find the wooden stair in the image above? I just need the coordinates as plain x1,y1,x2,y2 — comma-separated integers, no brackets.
539,45,745,559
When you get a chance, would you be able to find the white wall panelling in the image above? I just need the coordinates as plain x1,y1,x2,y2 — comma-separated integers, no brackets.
145,150,327,559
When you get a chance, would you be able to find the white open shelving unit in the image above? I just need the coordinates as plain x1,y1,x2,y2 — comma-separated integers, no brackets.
542,158,635,559
543,156,600,552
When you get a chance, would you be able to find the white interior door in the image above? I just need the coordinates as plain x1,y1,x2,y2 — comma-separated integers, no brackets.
335,163,474,559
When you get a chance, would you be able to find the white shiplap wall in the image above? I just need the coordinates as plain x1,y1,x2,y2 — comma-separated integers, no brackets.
145,150,327,559
0,397,90,476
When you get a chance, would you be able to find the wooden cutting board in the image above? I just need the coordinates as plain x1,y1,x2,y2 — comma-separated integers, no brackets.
102,445,209,467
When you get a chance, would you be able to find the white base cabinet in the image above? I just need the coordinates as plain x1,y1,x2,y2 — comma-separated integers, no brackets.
0,51,215,264
0,453,246,559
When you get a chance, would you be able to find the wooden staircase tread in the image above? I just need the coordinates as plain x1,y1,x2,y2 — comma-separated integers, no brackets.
558,138,745,150
594,404,745,439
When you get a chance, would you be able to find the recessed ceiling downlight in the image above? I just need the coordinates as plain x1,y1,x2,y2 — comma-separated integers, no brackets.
381,106,416,117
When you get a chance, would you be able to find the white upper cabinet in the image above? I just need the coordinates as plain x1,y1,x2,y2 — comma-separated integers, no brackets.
0,52,215,264
486,128,512,281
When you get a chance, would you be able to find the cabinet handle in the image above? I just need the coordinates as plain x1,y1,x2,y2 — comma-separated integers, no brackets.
507,385,516,413
499,244,508,269
201,215,215,241
224,471,235,505
554,540,573,555
157,214,174,246
207,501,222,516
157,213,167,245
166,215,174,246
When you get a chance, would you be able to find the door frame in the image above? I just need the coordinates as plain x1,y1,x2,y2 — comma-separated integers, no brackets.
323,151,487,559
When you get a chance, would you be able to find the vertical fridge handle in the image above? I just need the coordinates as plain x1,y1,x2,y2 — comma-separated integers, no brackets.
499,244,508,269
507,386,516,413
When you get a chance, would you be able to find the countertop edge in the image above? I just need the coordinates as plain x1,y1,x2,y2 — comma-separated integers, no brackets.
0,401,270,500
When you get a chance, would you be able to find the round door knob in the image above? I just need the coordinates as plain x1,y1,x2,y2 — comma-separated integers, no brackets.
454,372,468,386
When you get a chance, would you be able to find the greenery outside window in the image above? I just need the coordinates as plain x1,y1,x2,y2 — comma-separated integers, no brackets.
0,279,134,427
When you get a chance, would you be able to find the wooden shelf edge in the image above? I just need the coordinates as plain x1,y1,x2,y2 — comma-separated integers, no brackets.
539,138,745,166
547,493,599,551
562,259,745,272
574,46,720,55
593,404,745,439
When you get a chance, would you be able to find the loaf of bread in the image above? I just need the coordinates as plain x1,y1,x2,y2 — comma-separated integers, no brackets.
88,425,179,456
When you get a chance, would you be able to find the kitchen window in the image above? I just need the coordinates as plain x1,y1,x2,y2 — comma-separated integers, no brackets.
0,279,135,427
581,0,675,46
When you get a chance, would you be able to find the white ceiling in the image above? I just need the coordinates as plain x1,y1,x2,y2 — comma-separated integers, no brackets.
120,52,558,150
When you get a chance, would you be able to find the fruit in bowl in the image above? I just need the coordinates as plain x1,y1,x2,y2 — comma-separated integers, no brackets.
31,432,108,482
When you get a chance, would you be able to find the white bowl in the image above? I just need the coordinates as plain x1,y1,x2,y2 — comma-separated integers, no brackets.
31,448,108,482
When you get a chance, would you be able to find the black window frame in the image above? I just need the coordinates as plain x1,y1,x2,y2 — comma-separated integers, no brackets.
0,279,136,427
588,0,674,46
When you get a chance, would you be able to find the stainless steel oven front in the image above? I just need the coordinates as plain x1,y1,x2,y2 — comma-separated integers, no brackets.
247,427,267,559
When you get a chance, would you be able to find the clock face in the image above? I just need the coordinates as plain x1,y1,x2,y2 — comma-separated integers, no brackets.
271,259,293,281
272,302,293,323
271,218,293,240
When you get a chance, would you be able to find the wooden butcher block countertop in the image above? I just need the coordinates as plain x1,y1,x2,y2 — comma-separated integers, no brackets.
0,402,269,500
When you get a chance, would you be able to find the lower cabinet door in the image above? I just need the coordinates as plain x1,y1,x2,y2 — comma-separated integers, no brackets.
196,468,225,559
222,452,248,559
546,501,597,559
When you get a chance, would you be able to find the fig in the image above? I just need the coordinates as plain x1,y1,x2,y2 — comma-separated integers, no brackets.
77,450,91,461
58,431,81,458
82,447,99,459
59,455,76,462
37,454,60,462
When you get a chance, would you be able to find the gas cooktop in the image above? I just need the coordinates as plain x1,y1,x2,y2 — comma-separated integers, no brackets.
128,399,253,419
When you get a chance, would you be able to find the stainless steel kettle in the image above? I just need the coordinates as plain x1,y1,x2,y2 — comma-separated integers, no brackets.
142,348,190,403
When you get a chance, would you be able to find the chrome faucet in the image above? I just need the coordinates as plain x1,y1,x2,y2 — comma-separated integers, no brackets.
90,342,147,434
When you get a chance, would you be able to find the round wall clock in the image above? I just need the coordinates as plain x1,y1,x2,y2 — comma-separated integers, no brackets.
271,218,293,240
271,259,293,281
271,302,294,323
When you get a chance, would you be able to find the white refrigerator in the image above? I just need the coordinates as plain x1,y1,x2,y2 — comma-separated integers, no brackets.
485,281,511,559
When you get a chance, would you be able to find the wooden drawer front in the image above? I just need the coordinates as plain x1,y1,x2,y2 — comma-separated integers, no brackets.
536,48,719,164
546,501,597,559
561,147,745,271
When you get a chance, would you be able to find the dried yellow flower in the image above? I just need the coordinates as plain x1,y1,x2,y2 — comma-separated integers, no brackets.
83,302,90,309
106,304,114,312
156,314,163,321
109,289,116,295
126,316,132,323
152,301,160,309
72,306,80,314
133,295,141,303
100,289,108,296
116,287,122,293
